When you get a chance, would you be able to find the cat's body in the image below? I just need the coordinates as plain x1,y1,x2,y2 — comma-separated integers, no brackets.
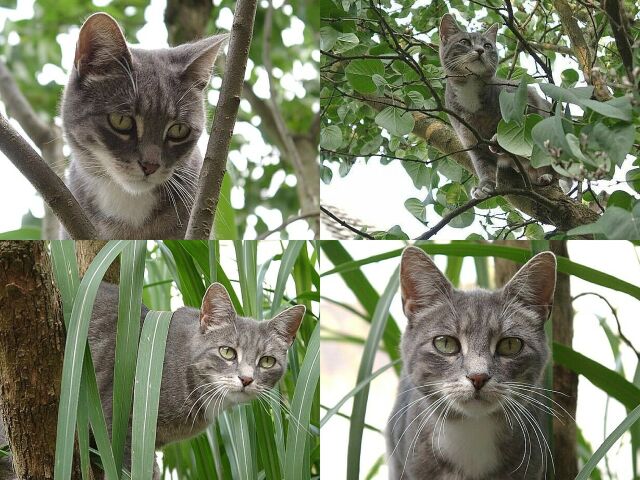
88,282,304,479
439,14,557,199
0,423,13,480
386,247,557,480
61,13,227,239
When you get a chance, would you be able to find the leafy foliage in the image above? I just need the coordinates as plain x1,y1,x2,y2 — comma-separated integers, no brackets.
320,0,640,239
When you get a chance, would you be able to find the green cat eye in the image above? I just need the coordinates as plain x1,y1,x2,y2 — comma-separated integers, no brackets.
108,113,134,133
219,346,237,360
433,335,460,355
259,356,276,368
167,123,191,141
496,337,523,356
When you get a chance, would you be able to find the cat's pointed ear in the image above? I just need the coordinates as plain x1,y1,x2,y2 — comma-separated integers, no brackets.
180,34,229,90
74,12,132,78
269,305,306,346
200,282,236,333
484,23,499,43
400,246,453,323
439,14,462,44
502,252,557,322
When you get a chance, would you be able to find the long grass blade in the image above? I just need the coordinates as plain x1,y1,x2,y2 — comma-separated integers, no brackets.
130,310,174,479
271,241,304,317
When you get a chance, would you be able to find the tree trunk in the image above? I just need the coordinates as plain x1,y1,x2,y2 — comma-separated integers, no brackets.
0,241,81,479
549,240,578,479
75,241,120,284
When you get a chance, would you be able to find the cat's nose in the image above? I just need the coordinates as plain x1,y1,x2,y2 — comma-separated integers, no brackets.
139,161,160,176
474,47,484,55
238,375,254,387
467,373,490,390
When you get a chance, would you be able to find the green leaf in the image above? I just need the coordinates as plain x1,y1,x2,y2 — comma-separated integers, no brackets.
576,404,640,480
130,310,174,479
319,26,339,50
284,323,319,480
372,225,409,240
524,223,545,239
320,125,343,150
0,227,41,239
401,161,431,189
333,32,359,53
320,164,333,184
404,197,427,222
346,269,399,480
568,204,640,239
553,343,640,410
607,191,635,210
626,168,640,193
497,114,542,157
345,59,384,94
374,107,415,137
561,68,579,88
591,123,636,166
499,77,528,124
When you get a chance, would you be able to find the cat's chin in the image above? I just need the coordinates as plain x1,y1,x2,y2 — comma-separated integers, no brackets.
455,396,501,418
226,390,257,404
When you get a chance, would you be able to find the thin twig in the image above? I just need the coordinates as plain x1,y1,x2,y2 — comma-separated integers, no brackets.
321,206,374,239
185,0,257,239
256,212,320,240
0,114,97,238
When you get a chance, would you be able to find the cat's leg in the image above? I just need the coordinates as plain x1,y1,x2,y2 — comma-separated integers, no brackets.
469,150,497,199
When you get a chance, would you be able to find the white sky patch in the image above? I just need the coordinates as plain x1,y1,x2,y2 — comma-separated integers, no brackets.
282,16,305,47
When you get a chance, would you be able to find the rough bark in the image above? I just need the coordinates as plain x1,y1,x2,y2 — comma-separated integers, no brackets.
0,241,81,479
601,0,635,82
164,0,213,45
493,240,528,288
548,240,578,479
364,98,601,233
75,241,120,284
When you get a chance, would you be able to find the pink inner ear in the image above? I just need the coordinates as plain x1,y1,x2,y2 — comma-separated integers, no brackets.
75,13,130,75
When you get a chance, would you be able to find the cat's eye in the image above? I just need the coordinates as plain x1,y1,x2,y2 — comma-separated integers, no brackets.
259,356,276,368
219,346,237,360
459,39,471,46
496,337,523,356
167,123,191,141
433,335,461,355
484,43,493,49
108,113,134,133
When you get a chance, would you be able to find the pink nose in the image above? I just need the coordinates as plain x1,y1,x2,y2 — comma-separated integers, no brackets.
139,161,159,176
239,376,253,387
467,373,490,390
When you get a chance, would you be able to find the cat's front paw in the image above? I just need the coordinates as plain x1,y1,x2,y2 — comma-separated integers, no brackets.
471,181,496,199
535,173,554,186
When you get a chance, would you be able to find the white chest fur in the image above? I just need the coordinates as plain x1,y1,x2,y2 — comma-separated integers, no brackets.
439,415,500,479
92,176,157,226
451,80,484,113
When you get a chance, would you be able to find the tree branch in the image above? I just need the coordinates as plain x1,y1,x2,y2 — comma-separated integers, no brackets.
321,206,374,239
0,59,66,238
185,0,258,239
600,0,635,83
0,114,97,238
256,212,320,240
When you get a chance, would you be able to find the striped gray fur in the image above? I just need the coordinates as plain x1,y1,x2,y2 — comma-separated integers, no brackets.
386,246,557,480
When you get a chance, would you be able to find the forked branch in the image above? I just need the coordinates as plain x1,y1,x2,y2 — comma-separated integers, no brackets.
185,0,258,239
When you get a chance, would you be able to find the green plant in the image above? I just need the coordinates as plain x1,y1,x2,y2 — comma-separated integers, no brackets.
49,240,319,479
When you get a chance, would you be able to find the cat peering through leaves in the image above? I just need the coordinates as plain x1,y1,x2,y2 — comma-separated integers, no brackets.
0,282,305,480
387,246,559,480
439,13,568,200
61,13,228,239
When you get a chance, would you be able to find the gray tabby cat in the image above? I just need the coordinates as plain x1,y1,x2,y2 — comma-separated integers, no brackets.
90,282,304,479
439,14,557,200
61,13,227,239
386,246,557,480
0,423,12,480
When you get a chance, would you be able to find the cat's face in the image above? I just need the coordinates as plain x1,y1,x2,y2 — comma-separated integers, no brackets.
193,283,305,414
400,247,555,418
439,13,499,78
62,13,227,194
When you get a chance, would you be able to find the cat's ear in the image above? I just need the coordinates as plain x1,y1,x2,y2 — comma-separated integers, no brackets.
179,35,229,90
200,282,236,333
74,12,132,78
269,305,306,346
400,246,453,323
502,252,557,322
439,14,462,44
484,23,499,44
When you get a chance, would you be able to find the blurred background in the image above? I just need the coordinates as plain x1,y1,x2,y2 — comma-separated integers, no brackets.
320,240,640,479
0,0,319,239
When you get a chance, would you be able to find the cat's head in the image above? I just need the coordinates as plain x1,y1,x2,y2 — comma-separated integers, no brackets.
400,246,555,418
62,13,227,194
439,13,499,79
192,282,305,411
